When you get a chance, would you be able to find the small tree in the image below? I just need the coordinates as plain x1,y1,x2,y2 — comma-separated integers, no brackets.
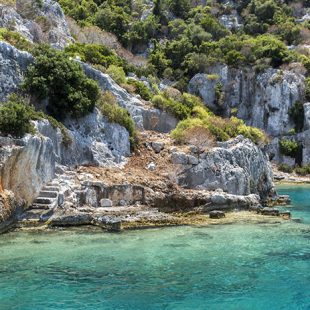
0,95,34,137
24,45,100,120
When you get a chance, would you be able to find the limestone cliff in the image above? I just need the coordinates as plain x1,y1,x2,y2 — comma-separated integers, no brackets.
188,65,305,137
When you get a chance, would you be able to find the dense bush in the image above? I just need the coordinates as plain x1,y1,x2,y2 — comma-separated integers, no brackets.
277,163,294,173
279,139,300,157
106,65,126,84
126,79,152,101
0,95,35,137
295,164,310,176
24,45,100,120
152,91,203,120
171,99,266,145
64,43,125,70
305,78,310,101
97,92,137,147
0,28,33,52
0,95,71,144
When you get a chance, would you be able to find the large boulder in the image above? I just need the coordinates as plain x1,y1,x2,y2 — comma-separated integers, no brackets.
177,136,275,199
188,65,305,136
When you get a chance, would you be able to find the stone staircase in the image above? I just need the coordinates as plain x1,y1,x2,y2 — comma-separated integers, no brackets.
21,182,61,223
32,184,60,210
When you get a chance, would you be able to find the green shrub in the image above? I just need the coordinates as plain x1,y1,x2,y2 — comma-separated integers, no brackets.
23,45,100,120
171,101,266,144
97,92,137,147
0,95,35,137
127,79,152,101
0,94,72,144
0,28,33,52
171,118,205,143
305,78,310,101
279,139,300,157
64,43,125,71
278,163,294,173
289,101,304,132
152,94,190,120
106,65,126,84
295,164,310,176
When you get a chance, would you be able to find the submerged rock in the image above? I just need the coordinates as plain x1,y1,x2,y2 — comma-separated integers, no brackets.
259,207,280,216
209,210,226,219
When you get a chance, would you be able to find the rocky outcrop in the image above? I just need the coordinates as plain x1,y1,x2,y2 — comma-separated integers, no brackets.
0,135,55,204
175,136,274,199
36,109,130,167
188,65,305,136
0,0,73,48
81,62,178,132
0,41,33,101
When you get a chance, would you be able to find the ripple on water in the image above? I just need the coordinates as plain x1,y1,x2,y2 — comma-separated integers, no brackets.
0,186,309,310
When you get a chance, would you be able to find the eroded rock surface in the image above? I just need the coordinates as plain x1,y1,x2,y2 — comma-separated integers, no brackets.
177,136,274,199
0,0,73,48
188,65,305,136
0,41,33,101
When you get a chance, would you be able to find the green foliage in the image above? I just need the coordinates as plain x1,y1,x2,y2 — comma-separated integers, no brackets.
305,78,310,101
289,101,304,132
0,28,33,52
23,45,100,120
279,139,300,157
0,95,35,137
97,92,137,147
295,164,310,176
127,79,152,101
152,91,203,120
0,95,71,144
64,43,124,69
277,163,294,173
106,65,126,84
58,0,98,22
171,95,266,144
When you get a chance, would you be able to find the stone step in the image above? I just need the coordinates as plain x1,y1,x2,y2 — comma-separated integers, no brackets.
31,203,52,210
39,191,58,198
42,186,59,192
33,197,54,205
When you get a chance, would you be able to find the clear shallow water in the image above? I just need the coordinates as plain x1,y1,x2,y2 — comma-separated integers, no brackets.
0,187,310,310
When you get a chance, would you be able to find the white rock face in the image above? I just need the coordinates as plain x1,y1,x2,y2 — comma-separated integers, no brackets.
36,108,131,167
0,135,55,204
177,136,274,199
0,0,73,49
188,65,305,136
0,41,33,101
304,102,310,130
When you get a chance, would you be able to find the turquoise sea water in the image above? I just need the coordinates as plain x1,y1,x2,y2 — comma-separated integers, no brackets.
0,186,310,310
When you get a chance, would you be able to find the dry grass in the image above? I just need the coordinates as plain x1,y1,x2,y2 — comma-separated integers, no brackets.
0,0,15,6
66,17,147,67
181,126,215,151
